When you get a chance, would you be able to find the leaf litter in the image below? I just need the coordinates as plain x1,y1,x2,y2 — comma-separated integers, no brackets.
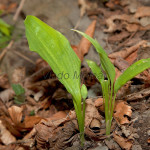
0,0,150,149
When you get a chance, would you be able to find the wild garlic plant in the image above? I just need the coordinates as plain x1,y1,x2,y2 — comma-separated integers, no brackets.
24,15,87,146
73,30,150,135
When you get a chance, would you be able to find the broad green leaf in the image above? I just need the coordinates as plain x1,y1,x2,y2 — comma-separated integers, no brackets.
25,16,81,101
114,58,150,93
86,59,104,84
73,30,115,84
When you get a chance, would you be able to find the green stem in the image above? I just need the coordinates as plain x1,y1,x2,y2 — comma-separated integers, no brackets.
73,99,84,146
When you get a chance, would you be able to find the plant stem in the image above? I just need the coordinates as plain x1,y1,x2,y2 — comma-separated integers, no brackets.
73,99,85,146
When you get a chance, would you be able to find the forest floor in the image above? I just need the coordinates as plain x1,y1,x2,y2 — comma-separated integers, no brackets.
0,0,150,149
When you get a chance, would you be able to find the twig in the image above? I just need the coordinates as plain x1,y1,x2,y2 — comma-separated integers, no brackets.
13,0,26,22
0,40,14,61
13,50,35,64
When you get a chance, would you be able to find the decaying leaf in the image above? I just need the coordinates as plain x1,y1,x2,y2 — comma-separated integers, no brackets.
34,110,76,150
114,101,132,124
85,99,102,128
8,106,23,125
104,14,139,33
12,67,26,84
8,105,42,130
147,137,150,144
0,89,15,102
134,6,150,18
113,132,133,150
109,40,147,59
114,57,130,71
77,20,96,61
108,31,130,43
78,0,98,17
125,50,138,65
94,97,103,107
125,87,150,101
35,59,48,71
0,120,16,145
0,73,10,89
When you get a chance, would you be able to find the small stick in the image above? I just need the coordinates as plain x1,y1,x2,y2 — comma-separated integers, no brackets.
13,0,26,22
0,40,14,61
13,50,35,64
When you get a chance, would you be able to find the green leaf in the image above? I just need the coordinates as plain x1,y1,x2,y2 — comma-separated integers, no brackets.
0,19,11,36
12,84,25,96
114,58,150,93
86,59,104,84
14,94,25,105
24,15,81,101
81,84,88,100
73,30,115,84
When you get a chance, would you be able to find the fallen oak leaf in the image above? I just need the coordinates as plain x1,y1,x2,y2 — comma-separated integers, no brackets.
134,6,150,18
104,14,139,33
74,20,97,61
0,120,16,145
113,101,132,125
109,40,147,60
8,105,23,125
113,132,133,150
125,50,138,65
8,105,42,130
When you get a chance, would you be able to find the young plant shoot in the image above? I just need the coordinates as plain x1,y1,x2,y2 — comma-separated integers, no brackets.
24,16,87,146
73,29,150,135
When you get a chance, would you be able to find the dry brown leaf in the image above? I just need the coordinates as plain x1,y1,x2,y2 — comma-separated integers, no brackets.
104,14,139,33
0,89,15,102
114,101,132,124
8,106,23,125
124,23,140,32
12,67,26,84
134,6,150,18
108,31,130,43
125,23,150,32
35,58,49,71
78,0,98,17
114,57,130,71
113,132,133,150
0,120,16,145
85,99,102,128
147,137,150,144
109,40,147,59
77,20,97,61
71,45,81,59
105,0,120,9
0,72,10,89
8,105,42,130
125,50,138,65
125,87,150,101
18,116,42,129
0,2,17,13
90,118,101,129
94,97,103,107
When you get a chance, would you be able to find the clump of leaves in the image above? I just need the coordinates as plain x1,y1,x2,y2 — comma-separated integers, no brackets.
24,16,87,146
0,18,12,49
12,84,25,105
73,30,150,135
